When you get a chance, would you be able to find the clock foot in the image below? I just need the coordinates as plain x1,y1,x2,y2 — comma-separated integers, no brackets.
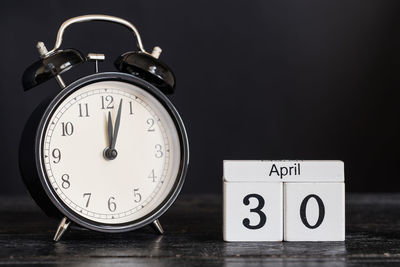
151,219,164,235
53,217,71,242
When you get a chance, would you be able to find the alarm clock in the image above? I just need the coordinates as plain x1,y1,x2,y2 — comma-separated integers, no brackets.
19,15,189,241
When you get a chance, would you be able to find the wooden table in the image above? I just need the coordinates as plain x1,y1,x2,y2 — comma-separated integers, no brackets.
1,194,399,266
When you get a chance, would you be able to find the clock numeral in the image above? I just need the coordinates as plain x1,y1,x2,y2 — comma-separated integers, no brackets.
155,144,163,158
83,193,91,208
108,196,116,212
61,122,74,136
78,103,89,117
134,188,142,203
148,169,157,182
61,174,70,189
147,118,155,132
129,101,134,115
52,148,61,163
101,95,114,109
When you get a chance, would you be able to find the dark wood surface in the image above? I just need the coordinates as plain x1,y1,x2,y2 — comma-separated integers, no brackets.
1,193,399,266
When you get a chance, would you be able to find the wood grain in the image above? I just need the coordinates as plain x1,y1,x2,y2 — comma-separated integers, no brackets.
0,194,399,266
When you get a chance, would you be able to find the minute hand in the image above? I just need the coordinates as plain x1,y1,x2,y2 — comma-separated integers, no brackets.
110,99,123,149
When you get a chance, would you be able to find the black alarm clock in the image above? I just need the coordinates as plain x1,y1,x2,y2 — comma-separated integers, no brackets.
19,15,189,241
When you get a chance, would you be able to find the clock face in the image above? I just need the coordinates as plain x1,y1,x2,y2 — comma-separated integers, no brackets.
39,78,184,227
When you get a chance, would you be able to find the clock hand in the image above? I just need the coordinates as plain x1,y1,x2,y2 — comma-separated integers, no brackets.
110,99,123,149
107,111,113,148
104,103,120,161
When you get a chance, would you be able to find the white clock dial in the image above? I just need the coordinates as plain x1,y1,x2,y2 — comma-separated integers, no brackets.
41,81,181,224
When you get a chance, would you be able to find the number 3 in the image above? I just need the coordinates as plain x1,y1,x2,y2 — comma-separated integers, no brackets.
242,194,267,230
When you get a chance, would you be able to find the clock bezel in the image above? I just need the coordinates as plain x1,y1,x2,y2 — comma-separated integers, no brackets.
35,72,189,232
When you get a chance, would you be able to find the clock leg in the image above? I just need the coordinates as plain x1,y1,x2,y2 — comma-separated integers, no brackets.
151,219,164,235
53,217,71,242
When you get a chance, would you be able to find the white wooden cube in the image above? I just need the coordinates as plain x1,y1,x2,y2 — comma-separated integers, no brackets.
223,160,345,242
284,182,345,241
223,182,283,241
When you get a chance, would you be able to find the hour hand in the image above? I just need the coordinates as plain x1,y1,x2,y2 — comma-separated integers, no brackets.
107,111,113,148
104,111,117,160
104,100,122,160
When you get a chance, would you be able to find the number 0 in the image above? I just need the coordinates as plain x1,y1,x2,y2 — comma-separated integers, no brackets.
300,194,325,229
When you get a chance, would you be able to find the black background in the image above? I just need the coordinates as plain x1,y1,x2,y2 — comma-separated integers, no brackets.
1,0,399,195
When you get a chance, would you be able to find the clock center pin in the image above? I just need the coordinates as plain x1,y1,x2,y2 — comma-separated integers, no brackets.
104,148,118,160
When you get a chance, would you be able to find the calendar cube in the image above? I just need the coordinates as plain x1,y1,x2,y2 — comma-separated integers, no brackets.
223,182,283,241
223,160,345,242
284,182,345,241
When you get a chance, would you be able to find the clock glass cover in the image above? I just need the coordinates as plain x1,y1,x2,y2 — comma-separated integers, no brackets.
40,80,182,225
